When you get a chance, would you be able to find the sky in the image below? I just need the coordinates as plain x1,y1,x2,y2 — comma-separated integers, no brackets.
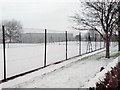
1,0,82,32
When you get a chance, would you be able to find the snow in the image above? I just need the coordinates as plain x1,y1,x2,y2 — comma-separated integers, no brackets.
1,43,118,88
83,56,120,88
1,48,105,88
0,41,104,80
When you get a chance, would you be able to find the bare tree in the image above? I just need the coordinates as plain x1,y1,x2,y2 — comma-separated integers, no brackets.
2,20,22,43
71,0,118,58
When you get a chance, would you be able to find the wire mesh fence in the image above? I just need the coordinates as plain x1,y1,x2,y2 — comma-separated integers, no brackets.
0,26,106,83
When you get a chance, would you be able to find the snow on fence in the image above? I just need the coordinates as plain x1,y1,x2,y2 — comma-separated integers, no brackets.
0,26,105,83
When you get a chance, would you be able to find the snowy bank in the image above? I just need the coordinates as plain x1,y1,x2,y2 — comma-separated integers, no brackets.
83,56,120,88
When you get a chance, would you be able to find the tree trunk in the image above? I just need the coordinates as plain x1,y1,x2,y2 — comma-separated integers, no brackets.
105,34,110,58
118,31,120,51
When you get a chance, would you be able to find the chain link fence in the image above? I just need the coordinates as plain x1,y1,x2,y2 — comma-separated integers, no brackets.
0,26,105,83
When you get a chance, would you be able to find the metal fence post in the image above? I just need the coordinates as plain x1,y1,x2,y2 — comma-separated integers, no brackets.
100,35,101,49
44,29,47,67
95,34,97,50
2,25,6,81
79,32,81,55
65,31,67,60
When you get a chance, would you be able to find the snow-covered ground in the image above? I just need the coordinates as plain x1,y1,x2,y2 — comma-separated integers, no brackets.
0,41,104,80
1,43,119,88
83,56,120,88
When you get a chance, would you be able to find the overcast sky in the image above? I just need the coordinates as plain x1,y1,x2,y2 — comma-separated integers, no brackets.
1,0,83,32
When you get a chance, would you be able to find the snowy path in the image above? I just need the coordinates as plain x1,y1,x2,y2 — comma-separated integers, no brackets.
15,57,111,88
2,45,119,88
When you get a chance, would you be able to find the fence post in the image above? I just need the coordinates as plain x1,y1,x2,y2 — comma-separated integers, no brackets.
100,35,101,49
65,31,67,60
2,25,6,81
79,32,81,55
95,34,97,50
44,29,47,67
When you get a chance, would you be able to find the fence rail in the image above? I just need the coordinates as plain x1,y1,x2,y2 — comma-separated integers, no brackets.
0,25,105,83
